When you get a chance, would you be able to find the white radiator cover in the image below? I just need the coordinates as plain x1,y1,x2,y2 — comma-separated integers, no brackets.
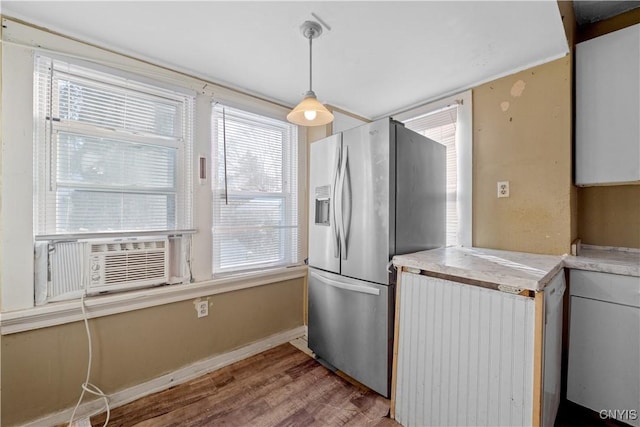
395,272,536,427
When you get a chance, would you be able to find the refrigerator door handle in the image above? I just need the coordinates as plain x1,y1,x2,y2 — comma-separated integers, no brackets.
338,145,348,260
342,145,352,260
332,142,341,259
310,271,380,296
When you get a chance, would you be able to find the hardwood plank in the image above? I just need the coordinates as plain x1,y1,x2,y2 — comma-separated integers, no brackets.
87,343,398,427
273,408,315,427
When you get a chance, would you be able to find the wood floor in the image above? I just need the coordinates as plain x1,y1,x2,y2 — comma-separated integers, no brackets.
90,343,399,427
76,341,618,427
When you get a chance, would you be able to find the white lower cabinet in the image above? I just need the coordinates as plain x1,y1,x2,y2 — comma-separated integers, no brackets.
393,271,564,426
567,270,640,427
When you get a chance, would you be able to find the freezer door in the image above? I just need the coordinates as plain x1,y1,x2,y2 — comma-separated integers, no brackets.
339,119,394,285
308,134,341,274
308,268,393,397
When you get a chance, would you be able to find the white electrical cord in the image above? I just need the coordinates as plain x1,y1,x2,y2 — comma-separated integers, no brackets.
68,294,111,427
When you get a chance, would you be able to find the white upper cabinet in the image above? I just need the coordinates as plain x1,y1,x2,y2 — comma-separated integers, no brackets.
575,24,640,186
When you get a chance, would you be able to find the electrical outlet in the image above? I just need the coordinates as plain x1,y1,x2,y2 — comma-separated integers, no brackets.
497,181,510,198
196,301,208,318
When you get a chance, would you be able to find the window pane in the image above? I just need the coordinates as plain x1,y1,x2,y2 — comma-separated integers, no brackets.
215,228,281,270
56,189,174,232
33,55,194,236
215,197,284,228
212,104,299,274
403,105,459,246
215,116,284,193
214,227,299,272
57,132,176,190
57,75,181,138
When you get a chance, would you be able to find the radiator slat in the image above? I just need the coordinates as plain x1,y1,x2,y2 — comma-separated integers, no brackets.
395,272,535,427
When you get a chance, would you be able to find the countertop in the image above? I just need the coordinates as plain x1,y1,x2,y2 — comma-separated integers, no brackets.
392,245,640,292
563,245,640,277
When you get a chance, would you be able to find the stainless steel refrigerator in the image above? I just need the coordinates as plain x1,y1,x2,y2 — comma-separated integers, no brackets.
308,117,446,398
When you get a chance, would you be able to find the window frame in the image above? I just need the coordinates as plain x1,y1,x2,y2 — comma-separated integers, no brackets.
33,55,195,237
2,19,308,315
393,90,473,247
210,104,301,276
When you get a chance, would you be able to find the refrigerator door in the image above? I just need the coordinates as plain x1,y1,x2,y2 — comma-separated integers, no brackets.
308,134,341,274
339,119,394,285
395,124,446,254
308,267,393,397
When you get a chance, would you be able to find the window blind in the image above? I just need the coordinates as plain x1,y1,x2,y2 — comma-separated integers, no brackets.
403,105,459,246
212,104,300,274
33,55,193,235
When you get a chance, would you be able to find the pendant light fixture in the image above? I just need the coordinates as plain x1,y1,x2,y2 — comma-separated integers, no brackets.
287,20,334,127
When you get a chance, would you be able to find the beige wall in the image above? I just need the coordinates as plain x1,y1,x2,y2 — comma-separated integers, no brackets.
1,279,304,426
578,186,640,248
557,0,577,47
472,56,574,255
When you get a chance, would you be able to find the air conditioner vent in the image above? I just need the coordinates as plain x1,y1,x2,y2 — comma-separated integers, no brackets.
90,239,168,292
102,251,167,285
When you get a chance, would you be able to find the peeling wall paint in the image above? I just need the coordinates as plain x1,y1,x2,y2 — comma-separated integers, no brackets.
473,57,573,255
510,79,527,97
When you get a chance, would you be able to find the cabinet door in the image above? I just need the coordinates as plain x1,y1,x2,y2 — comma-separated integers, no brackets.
394,273,536,427
567,270,640,426
567,297,640,426
575,23,640,185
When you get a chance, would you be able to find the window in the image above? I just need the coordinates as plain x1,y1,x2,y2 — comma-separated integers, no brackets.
211,104,300,274
396,91,472,247
33,56,194,236
403,105,459,245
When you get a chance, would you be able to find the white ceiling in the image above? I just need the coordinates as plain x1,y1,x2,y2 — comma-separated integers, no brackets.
1,1,569,119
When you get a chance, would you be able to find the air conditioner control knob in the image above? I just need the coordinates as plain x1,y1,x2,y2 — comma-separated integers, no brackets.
91,263,100,271
91,274,100,281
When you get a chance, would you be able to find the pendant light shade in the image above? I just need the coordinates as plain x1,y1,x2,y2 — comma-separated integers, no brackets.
288,21,334,127
287,90,334,126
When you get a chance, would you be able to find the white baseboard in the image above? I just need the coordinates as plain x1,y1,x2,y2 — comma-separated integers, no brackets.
23,325,307,427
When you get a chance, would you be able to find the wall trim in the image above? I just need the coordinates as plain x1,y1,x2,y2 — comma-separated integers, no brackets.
0,266,307,335
21,325,307,427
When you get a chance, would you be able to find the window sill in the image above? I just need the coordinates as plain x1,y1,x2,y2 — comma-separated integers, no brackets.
0,265,307,335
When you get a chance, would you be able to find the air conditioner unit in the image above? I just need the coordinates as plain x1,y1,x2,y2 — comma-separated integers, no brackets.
35,236,191,305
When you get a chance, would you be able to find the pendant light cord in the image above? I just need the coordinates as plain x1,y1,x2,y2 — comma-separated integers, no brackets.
308,34,313,93
222,106,229,205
